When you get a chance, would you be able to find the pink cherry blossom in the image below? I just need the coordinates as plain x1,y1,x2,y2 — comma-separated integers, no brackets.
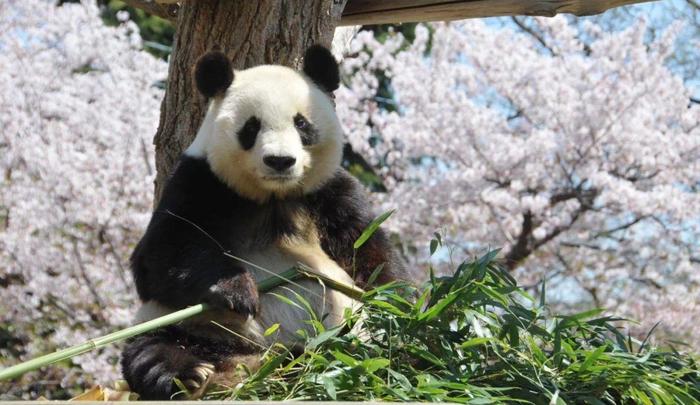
337,19,700,346
0,0,165,395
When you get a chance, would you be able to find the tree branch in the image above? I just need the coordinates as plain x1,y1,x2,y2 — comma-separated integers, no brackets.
550,185,598,208
560,240,604,251
504,211,534,269
609,165,659,183
511,16,556,56
532,208,584,251
505,191,594,271
632,277,663,289
593,215,647,239
70,238,106,310
687,0,700,11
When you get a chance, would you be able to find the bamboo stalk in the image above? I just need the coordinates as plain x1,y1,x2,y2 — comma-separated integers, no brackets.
0,267,304,381
296,264,366,301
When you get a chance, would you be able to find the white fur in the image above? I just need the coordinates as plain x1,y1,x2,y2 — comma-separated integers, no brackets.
186,65,343,203
134,244,359,349
241,246,359,347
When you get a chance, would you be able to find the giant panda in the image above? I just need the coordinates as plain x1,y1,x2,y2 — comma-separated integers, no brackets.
120,45,402,400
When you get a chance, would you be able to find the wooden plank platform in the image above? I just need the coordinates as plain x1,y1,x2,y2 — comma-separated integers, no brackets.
140,0,656,23
340,0,656,25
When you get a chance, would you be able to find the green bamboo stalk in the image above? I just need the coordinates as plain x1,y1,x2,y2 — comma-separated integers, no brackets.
295,264,366,301
0,304,209,382
0,267,303,381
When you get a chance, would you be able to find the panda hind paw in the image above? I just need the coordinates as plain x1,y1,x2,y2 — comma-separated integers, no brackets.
181,362,216,395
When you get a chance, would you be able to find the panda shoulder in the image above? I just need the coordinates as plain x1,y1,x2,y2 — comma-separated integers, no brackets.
318,169,365,198
311,169,371,217
157,155,240,213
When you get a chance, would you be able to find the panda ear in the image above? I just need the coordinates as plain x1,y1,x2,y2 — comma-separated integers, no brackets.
302,45,340,93
194,48,234,98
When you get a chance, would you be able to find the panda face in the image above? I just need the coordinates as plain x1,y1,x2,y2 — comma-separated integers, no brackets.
209,66,342,199
187,47,343,203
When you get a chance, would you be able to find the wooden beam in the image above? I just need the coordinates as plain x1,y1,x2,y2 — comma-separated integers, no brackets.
340,0,656,26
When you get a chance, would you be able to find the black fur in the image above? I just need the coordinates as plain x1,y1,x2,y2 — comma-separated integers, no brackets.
123,155,401,398
130,156,397,305
237,116,260,150
194,50,234,98
308,170,402,286
294,113,319,146
303,45,340,93
121,327,258,400
130,157,259,314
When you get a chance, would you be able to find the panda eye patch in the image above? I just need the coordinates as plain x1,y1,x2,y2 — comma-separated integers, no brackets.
294,113,319,146
238,116,260,150
294,114,309,130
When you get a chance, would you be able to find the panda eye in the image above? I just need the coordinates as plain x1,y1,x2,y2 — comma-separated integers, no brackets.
294,114,309,130
238,116,260,151
294,113,319,146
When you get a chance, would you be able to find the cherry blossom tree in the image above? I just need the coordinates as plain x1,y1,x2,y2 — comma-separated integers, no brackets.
336,19,700,344
0,0,165,397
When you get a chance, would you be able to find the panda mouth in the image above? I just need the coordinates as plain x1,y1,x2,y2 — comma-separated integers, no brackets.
263,174,297,183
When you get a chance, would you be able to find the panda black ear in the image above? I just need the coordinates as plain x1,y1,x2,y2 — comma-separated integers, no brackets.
194,48,234,98
303,45,339,93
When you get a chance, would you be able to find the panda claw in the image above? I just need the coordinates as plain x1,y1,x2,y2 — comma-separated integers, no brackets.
183,379,200,390
193,362,215,381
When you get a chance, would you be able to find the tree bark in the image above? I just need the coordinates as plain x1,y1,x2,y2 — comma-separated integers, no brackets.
152,0,347,202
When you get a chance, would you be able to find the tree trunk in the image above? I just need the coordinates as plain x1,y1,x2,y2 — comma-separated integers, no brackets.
152,0,347,202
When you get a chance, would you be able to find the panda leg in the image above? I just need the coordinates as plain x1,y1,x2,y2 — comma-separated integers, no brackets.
121,328,217,400
121,327,263,400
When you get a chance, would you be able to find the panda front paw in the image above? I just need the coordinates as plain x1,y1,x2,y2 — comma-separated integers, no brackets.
202,271,259,317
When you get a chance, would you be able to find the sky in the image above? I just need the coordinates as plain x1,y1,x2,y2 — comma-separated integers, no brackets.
481,0,699,97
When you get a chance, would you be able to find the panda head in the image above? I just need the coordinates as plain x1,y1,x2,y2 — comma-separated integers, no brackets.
186,45,343,203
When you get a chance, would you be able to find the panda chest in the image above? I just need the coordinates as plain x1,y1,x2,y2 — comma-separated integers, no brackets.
238,227,358,346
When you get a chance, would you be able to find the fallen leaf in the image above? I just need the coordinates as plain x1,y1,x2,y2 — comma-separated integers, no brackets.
70,386,104,401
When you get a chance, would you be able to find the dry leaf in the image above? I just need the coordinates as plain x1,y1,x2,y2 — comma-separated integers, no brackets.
69,385,105,401
68,382,137,402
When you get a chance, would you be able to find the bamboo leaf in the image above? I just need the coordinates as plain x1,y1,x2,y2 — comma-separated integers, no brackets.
354,210,394,249
263,323,280,337
361,358,390,373
579,345,607,373
331,351,358,367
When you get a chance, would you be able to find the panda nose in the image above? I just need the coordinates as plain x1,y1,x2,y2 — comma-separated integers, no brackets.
263,155,296,172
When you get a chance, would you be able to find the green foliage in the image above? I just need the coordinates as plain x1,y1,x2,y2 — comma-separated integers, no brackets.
342,144,386,192
354,210,394,249
100,1,174,59
208,251,700,404
59,0,174,58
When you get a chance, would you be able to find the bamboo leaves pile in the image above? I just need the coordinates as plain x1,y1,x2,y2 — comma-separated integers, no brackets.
216,250,700,404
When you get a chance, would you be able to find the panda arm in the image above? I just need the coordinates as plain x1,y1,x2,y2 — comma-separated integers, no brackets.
130,157,258,315
313,170,403,287
131,214,258,314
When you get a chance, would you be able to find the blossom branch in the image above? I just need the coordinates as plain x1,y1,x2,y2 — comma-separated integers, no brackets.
511,17,556,56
